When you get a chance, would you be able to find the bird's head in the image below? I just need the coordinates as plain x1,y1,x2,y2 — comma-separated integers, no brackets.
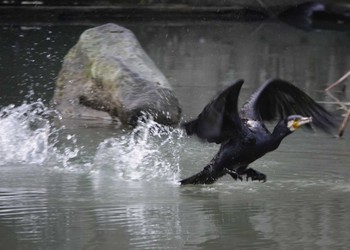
270,115,313,149
286,115,313,132
273,115,313,138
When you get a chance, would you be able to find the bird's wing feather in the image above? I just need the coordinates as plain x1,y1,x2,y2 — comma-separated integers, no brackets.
241,79,337,133
182,80,244,143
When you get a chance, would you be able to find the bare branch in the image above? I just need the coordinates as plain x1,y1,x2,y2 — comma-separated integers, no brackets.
338,108,350,137
325,70,350,91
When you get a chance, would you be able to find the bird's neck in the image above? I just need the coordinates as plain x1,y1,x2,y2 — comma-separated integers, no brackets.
270,126,292,151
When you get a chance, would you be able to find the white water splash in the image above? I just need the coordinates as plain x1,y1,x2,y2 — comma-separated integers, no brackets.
0,102,80,168
93,117,184,183
0,102,52,164
0,102,185,181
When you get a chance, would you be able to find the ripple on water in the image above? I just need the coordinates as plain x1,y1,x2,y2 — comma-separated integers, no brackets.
0,188,48,242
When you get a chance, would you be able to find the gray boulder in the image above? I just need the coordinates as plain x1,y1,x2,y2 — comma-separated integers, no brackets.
52,23,181,126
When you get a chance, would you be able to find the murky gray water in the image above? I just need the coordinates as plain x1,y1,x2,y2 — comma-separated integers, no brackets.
1,20,350,249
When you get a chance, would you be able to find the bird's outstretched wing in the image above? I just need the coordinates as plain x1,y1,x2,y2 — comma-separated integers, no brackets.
182,80,244,143
241,79,337,133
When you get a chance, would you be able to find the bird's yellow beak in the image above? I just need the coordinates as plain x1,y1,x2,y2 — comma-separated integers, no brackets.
293,116,312,129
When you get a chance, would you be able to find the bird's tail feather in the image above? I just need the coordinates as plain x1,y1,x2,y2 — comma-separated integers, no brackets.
180,166,224,185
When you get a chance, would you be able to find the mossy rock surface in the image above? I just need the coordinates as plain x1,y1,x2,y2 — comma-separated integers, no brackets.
52,23,181,126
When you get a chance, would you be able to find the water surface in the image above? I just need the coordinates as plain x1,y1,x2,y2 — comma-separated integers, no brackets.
1,20,350,249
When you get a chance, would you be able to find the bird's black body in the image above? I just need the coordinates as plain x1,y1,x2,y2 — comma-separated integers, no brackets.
180,79,337,185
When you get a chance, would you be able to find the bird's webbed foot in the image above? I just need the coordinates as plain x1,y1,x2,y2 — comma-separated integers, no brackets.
245,168,266,182
224,168,243,181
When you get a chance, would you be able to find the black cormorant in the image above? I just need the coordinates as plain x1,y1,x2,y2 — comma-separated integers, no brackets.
180,79,337,185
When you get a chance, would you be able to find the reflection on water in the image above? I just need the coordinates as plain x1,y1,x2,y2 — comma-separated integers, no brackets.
0,20,350,249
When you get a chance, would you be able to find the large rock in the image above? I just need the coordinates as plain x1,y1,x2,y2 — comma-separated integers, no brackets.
52,23,181,126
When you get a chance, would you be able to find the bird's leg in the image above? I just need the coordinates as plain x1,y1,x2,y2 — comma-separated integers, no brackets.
244,168,267,182
224,168,243,181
